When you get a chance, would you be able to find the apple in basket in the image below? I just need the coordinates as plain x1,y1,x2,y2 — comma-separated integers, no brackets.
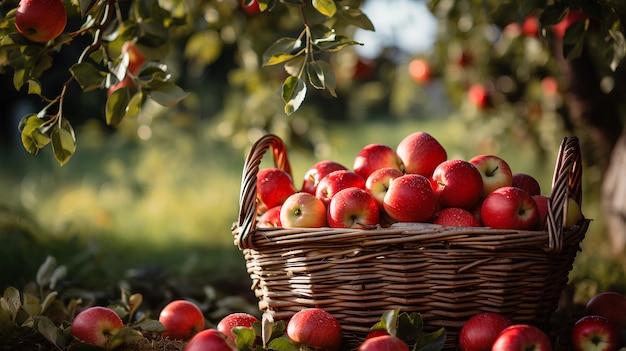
396,131,447,177
430,159,484,210
532,195,550,230
257,205,282,228
512,173,541,196
571,315,623,351
287,308,343,351
256,168,296,212
353,143,403,180
491,324,552,351
301,160,348,195
458,312,513,351
566,197,584,227
468,154,513,198
280,192,327,228
366,167,404,208
433,207,480,227
327,187,380,229
316,169,366,205
383,173,438,223
481,186,539,230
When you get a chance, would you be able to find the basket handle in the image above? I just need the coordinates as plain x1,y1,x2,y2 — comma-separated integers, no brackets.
236,134,292,249
546,136,583,253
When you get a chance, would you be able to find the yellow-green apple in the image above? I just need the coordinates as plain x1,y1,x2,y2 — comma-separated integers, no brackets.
353,143,403,180
512,173,541,196
256,168,297,213
15,0,67,43
468,154,513,198
431,159,484,210
358,334,410,351
217,312,260,344
257,205,282,228
571,315,622,351
383,174,438,223
70,306,125,348
433,207,480,227
327,188,380,229
566,197,583,227
316,170,366,205
481,186,539,230
159,300,205,340
532,195,550,230
185,329,238,351
459,312,513,351
287,308,342,351
365,167,404,208
492,324,552,351
280,192,327,228
585,292,626,329
396,131,447,177
301,160,348,195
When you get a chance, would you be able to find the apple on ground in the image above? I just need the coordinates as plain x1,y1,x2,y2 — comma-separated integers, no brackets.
458,312,513,351
301,160,348,195
481,186,539,230
185,329,238,351
257,205,282,228
353,143,403,180
491,324,552,351
280,192,327,228
512,173,541,196
159,300,206,340
365,330,390,340
585,292,626,329
71,306,125,348
256,168,297,213
315,169,366,205
327,187,380,229
217,312,260,344
15,0,67,43
396,131,447,177
383,174,438,223
433,207,480,227
365,167,404,208
358,334,410,351
287,308,342,351
571,315,622,351
468,154,513,198
431,159,484,210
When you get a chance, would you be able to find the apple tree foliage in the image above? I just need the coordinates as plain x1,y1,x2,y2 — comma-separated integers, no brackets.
0,0,373,165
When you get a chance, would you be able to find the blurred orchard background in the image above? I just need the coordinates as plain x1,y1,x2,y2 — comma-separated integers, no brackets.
1,0,626,316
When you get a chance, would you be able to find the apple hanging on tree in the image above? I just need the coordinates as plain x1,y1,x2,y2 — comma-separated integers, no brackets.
14,0,67,43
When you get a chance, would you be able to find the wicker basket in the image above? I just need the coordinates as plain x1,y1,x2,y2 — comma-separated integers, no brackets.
232,134,590,350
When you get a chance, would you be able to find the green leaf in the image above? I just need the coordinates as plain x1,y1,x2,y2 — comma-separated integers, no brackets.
19,114,51,154
609,29,626,71
415,327,446,351
281,76,307,115
51,121,76,166
107,327,142,350
306,62,324,90
36,256,57,288
70,62,106,92
3,287,21,321
284,56,305,77
34,316,60,346
335,6,375,31
312,0,337,17
106,87,131,126
136,319,167,333
266,335,298,351
13,68,25,91
372,308,400,337
263,37,305,66
317,61,336,97
397,312,423,344
310,24,336,43
313,35,362,52
562,20,587,59
22,293,42,317
232,326,257,350
27,79,41,95
40,291,58,314
147,81,189,107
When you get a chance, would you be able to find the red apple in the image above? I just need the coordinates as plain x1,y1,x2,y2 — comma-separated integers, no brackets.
433,207,480,227
383,174,438,223
431,159,484,210
468,154,513,198
301,160,348,195
552,8,587,39
571,315,622,351
365,330,390,340
316,169,366,205
287,308,342,351
280,192,327,228
458,312,513,351
71,306,125,348
409,58,430,84
532,195,550,230
585,292,626,329
185,328,238,351
353,143,402,180
257,205,282,228
108,42,148,96
358,335,410,351
491,324,552,351
217,312,260,344
481,186,539,230
256,168,297,212
365,167,404,208
159,300,205,340
15,0,67,43
241,0,260,15
396,131,447,177
468,83,490,109
327,187,380,229
522,15,539,37
511,173,541,196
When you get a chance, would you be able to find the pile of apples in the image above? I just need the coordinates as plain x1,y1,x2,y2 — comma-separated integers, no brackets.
255,131,583,231
458,291,626,351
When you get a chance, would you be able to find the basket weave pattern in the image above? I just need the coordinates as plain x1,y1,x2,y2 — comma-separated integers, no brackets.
232,134,589,350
